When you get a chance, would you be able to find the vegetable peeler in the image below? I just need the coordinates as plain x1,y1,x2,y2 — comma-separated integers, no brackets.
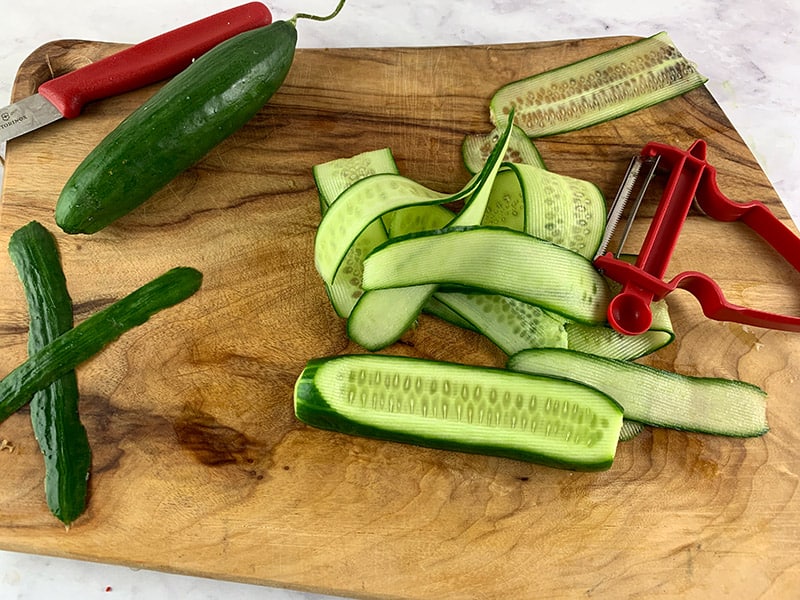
593,139,800,336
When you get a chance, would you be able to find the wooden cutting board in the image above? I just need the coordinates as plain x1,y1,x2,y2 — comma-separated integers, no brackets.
1,36,799,599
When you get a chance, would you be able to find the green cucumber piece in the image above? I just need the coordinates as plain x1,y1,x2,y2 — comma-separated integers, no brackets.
506,163,607,259
433,291,568,355
507,348,768,437
314,147,399,213
8,222,91,526
343,116,515,350
56,20,299,234
313,148,400,318
482,167,526,231
462,123,546,174
490,32,708,137
294,354,623,470
362,226,611,325
314,173,450,284
0,267,202,423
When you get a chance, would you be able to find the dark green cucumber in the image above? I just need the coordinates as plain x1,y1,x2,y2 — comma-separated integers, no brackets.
8,221,90,526
0,267,202,423
294,354,623,470
507,348,768,437
56,1,348,234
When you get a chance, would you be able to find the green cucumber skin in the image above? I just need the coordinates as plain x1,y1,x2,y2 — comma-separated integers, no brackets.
295,354,623,471
55,21,298,234
8,221,91,525
0,267,202,424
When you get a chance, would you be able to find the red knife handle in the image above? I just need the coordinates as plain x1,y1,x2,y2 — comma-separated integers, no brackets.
37,2,272,118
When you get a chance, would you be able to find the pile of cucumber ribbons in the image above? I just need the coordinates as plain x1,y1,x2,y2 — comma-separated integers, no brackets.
295,32,769,472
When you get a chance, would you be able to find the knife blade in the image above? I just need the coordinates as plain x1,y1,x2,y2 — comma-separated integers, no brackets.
0,2,271,145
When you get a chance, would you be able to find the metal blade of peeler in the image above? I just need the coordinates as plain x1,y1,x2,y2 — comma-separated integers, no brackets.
594,154,660,259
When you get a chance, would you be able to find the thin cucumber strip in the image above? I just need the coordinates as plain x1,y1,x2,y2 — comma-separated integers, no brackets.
0,267,202,424
294,354,623,470
361,226,611,325
508,162,607,259
462,123,546,174
490,32,708,137
313,148,400,318
507,348,768,437
345,117,516,350
482,167,526,231
314,174,449,284
313,147,399,212
434,291,568,356
314,112,514,285
9,221,91,526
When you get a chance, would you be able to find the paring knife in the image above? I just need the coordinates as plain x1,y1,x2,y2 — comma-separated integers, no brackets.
0,2,271,144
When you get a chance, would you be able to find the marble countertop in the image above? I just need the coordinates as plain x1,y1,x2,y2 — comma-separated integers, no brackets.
0,1,797,598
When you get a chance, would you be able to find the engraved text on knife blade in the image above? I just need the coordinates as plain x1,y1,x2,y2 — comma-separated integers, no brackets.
0,94,64,144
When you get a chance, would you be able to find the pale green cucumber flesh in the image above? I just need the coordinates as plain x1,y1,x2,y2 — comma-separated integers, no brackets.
509,163,607,259
294,354,623,470
313,148,400,318
434,291,568,355
507,348,768,437
313,147,399,212
482,168,526,231
343,117,516,350
462,124,546,174
362,226,611,325
490,32,708,137
314,174,448,285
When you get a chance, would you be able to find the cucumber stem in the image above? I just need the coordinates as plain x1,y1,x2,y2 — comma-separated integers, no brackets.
291,0,347,25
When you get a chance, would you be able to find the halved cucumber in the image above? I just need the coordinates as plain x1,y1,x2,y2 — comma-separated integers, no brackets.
490,32,708,137
507,348,768,437
362,226,611,325
294,353,623,470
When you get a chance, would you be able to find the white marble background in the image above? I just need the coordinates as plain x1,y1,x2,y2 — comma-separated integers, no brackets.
0,1,798,598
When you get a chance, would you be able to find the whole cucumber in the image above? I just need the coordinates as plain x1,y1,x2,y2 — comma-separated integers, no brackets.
55,21,298,234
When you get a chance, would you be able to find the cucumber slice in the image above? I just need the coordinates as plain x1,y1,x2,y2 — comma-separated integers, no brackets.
344,117,516,350
313,148,400,318
294,354,623,470
362,226,611,325
433,291,568,355
502,163,606,259
462,123,546,174
507,348,768,437
490,32,708,137
313,147,399,212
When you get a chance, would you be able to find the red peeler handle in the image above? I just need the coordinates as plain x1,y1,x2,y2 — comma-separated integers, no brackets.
596,139,800,335
37,2,272,119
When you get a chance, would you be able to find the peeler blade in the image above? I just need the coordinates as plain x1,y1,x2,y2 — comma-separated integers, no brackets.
595,154,660,259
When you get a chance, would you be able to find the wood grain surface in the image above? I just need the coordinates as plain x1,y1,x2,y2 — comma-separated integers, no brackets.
1,37,799,599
